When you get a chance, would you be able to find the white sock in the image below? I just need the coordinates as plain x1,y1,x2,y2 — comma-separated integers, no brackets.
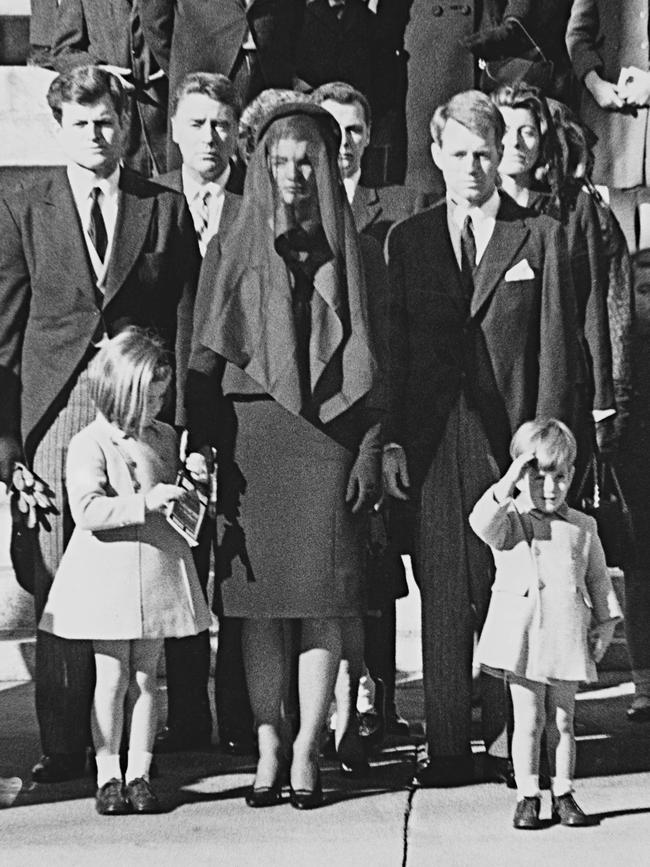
551,777,573,797
125,750,153,783
516,774,540,798
95,754,122,788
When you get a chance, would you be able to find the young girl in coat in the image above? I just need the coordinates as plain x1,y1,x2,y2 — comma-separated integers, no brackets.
40,329,211,815
470,418,622,830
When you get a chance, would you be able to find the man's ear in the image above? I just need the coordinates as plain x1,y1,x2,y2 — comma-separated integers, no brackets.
170,115,179,145
431,142,443,171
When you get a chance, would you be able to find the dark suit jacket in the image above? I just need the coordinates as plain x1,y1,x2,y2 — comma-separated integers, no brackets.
141,0,300,108
385,193,579,486
352,183,418,248
531,189,614,414
52,0,168,176
0,166,200,461
156,167,243,228
156,166,242,395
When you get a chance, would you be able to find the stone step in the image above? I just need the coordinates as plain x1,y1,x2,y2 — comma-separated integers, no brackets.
0,2,31,65
0,629,35,681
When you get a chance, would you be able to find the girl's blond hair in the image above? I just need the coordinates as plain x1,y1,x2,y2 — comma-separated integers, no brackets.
88,328,171,438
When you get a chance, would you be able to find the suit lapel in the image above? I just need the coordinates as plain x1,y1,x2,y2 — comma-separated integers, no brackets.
40,170,97,301
427,204,467,308
352,185,382,233
103,170,154,305
219,191,240,237
470,199,530,318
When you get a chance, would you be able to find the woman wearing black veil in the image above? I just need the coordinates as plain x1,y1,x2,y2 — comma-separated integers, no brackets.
185,104,384,809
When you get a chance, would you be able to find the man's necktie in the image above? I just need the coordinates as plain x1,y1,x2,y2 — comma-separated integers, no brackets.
193,189,211,252
88,187,108,263
460,214,476,298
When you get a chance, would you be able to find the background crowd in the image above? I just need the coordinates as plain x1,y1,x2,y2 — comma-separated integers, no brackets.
0,0,648,817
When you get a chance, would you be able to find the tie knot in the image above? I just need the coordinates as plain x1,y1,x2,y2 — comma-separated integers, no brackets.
462,214,473,234
90,186,102,204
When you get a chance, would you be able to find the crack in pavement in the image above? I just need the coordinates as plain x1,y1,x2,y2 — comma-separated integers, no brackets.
401,744,424,866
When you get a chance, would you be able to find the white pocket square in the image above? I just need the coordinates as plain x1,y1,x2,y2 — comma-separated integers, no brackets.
504,259,535,281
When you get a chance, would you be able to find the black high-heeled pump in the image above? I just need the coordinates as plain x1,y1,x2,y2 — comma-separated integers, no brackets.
245,779,283,808
289,766,323,810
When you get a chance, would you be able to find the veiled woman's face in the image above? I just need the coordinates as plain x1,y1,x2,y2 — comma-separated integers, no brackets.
269,138,317,207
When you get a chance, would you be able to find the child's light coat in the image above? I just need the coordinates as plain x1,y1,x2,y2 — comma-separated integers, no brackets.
40,415,211,640
470,486,622,683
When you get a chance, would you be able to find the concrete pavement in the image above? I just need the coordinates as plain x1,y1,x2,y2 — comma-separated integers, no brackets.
2,672,649,867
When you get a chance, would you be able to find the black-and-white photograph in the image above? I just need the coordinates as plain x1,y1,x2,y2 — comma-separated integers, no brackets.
0,2,649,864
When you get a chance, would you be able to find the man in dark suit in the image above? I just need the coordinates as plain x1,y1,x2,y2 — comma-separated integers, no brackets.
155,72,254,754
140,0,302,167
313,81,417,248
383,90,579,787
314,80,414,743
51,0,168,177
0,66,200,783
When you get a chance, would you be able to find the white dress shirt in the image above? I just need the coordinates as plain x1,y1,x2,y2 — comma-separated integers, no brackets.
182,165,230,257
447,188,501,268
67,162,120,288
343,168,362,206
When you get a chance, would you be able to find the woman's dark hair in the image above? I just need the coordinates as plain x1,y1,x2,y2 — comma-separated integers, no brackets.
493,83,597,220
545,97,596,190
492,83,562,196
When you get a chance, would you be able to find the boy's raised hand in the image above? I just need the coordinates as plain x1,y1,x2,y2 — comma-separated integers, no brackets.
493,451,536,504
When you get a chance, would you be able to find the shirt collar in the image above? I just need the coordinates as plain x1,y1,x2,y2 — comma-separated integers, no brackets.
343,168,362,205
448,188,500,229
67,161,120,200
182,164,230,203
515,493,570,521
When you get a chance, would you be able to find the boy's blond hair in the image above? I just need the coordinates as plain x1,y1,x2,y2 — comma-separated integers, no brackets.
88,328,171,438
510,418,577,470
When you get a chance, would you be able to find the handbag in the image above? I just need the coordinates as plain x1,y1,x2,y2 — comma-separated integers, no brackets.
577,457,635,568
480,18,554,93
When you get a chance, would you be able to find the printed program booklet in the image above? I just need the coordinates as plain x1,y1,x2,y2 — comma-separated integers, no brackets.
166,470,209,547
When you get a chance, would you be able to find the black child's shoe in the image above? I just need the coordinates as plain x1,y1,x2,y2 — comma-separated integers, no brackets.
126,777,161,814
513,796,543,830
95,778,131,815
551,793,599,827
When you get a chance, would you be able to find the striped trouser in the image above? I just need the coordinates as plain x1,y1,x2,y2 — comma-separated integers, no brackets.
413,393,508,760
30,369,98,755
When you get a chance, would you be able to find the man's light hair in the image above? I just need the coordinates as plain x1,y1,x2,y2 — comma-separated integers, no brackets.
430,89,505,150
